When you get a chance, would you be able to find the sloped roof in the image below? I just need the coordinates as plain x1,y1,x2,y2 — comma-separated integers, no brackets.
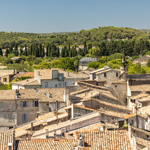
129,84,150,91
17,139,77,150
0,88,65,102
22,72,34,78
139,105,150,116
12,79,41,86
0,69,15,77
0,130,13,150
76,130,132,150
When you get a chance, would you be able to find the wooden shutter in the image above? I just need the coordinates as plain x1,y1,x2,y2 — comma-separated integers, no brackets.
33,101,35,107
23,114,27,122
26,101,28,107
21,101,23,107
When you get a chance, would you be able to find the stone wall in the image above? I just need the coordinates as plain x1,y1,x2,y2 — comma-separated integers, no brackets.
39,102,49,113
109,82,127,105
65,86,84,106
81,80,105,86
0,100,16,128
73,107,93,118
101,113,119,124
96,70,120,85
83,99,130,114
17,100,39,125
129,79,150,86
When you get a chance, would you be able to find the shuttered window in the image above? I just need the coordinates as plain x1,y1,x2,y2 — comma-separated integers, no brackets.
33,101,38,107
21,101,28,107
8,114,13,122
23,114,27,122
0,102,4,108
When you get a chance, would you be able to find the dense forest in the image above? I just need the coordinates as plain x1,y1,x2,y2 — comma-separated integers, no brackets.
0,26,149,49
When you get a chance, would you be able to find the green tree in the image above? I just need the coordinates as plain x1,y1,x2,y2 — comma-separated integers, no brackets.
89,47,100,58
5,49,9,57
0,48,3,56
74,60,79,73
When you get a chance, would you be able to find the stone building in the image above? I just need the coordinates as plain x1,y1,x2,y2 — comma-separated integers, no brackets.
0,69,18,84
0,88,66,130
79,57,98,71
12,68,89,90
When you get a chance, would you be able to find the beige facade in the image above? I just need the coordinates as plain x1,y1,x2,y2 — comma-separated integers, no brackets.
1,74,12,84
96,69,121,85
17,100,39,125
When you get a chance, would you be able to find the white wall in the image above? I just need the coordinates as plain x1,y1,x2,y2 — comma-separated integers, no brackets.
12,84,25,90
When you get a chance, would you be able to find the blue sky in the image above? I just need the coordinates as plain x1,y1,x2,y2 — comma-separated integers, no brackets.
0,0,149,33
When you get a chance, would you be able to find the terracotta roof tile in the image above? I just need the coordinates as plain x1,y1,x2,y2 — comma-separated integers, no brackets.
22,72,34,78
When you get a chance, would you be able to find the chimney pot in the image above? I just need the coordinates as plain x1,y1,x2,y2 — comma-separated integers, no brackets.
46,129,49,139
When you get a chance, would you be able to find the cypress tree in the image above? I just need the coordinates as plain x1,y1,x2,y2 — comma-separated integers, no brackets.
68,43,70,57
57,47,60,57
46,44,49,57
61,47,65,57
41,46,44,57
0,48,3,56
5,49,9,57
20,48,23,56
84,41,87,55
39,44,42,57
48,45,51,57
64,46,68,57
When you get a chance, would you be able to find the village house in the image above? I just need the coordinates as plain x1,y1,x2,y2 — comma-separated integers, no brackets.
12,68,89,90
0,69,18,85
79,57,98,71
133,55,150,66
0,88,66,130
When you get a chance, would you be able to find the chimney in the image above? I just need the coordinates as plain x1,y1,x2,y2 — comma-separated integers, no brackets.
46,129,49,139
31,123,33,131
78,134,85,147
12,129,15,150
38,71,40,76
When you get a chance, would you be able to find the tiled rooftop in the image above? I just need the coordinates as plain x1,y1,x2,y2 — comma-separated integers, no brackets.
130,84,150,91
17,130,132,150
17,139,77,150
76,130,132,150
0,88,65,102
139,105,150,116
12,79,41,86
0,130,14,150
22,72,34,78
82,98,130,112
130,93,149,100
32,112,101,139
0,69,15,77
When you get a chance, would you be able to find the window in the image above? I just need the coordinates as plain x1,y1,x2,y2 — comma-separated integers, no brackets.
23,114,27,122
116,73,118,77
8,114,13,122
0,102,4,108
55,84,57,87
59,75,63,81
35,114,38,118
21,101,28,107
3,78,7,82
104,73,106,77
33,101,39,107
115,85,117,87
65,82,68,86
45,82,48,88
